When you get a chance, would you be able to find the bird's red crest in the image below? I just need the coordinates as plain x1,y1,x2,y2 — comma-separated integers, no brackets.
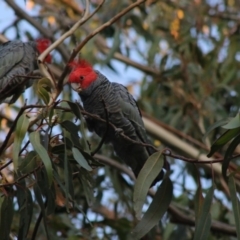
36,38,52,63
69,60,93,71
68,60,97,89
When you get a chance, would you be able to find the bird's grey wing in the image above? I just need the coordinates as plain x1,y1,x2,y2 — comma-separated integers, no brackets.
0,41,24,80
112,82,149,145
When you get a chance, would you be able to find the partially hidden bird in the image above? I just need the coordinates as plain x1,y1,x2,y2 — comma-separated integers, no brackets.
68,60,169,186
0,38,52,104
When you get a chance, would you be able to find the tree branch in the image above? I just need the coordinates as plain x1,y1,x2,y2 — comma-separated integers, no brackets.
56,0,105,90
59,0,147,87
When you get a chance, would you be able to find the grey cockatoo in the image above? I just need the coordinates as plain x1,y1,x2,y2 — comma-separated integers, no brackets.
0,38,52,104
68,60,169,186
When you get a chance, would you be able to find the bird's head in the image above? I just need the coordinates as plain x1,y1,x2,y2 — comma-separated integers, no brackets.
36,38,52,63
68,60,97,92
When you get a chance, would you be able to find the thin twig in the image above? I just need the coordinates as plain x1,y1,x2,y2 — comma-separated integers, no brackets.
95,36,160,76
59,0,146,87
0,160,12,171
57,0,105,89
38,0,90,65
0,105,26,155
0,165,41,188
162,149,224,164
55,105,227,165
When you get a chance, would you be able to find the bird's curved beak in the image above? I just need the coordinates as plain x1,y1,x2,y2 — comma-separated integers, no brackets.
71,83,82,92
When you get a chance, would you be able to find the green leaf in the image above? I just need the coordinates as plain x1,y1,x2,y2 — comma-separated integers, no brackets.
222,114,240,129
34,184,50,239
17,186,33,239
222,134,240,180
37,78,52,105
61,120,81,149
207,128,240,157
78,169,94,206
46,186,56,215
29,132,53,187
63,129,74,210
19,151,38,174
61,120,79,133
228,175,240,239
203,119,229,142
66,101,82,119
38,87,50,105
131,177,172,239
194,184,204,223
0,196,14,240
66,101,89,152
133,152,164,219
12,114,29,171
63,129,70,210
72,147,92,171
38,78,52,90
194,186,214,240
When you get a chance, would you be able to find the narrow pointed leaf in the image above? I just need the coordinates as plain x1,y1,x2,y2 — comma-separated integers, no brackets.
34,184,50,239
203,119,229,142
61,120,81,149
207,128,240,157
222,134,240,180
133,152,163,219
72,147,92,171
37,78,52,104
67,101,82,119
194,186,214,240
67,101,90,153
38,87,50,105
29,131,53,187
222,114,240,129
46,187,56,215
13,114,29,171
194,184,204,224
19,151,38,174
228,175,240,238
63,129,74,210
0,196,14,240
131,177,172,239
17,187,33,239
78,169,94,206
63,129,70,210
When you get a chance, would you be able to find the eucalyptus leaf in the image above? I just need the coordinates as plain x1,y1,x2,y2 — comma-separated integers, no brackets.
29,131,53,187
72,147,92,171
222,134,240,180
222,114,240,129
207,128,240,157
228,175,240,239
0,196,14,240
194,186,214,240
133,151,163,219
13,114,29,171
131,177,172,239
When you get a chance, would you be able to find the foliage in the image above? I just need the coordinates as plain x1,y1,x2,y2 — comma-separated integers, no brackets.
0,0,240,239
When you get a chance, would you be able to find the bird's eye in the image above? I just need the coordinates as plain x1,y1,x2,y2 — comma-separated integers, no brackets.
79,76,84,81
